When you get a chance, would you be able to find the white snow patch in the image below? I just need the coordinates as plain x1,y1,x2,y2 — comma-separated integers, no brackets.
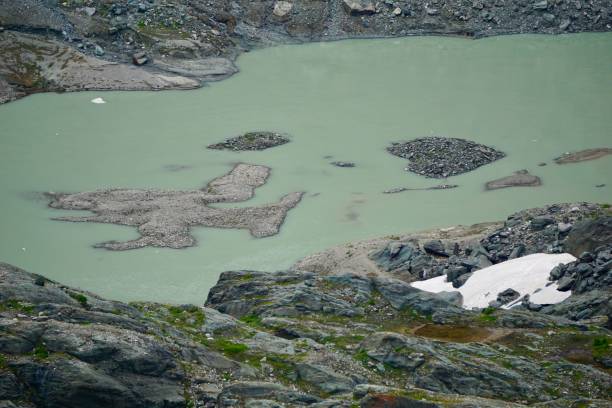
410,253,576,310
91,97,106,104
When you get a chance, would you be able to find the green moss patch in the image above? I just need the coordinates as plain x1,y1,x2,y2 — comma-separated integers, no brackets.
0,299,35,314
69,292,88,308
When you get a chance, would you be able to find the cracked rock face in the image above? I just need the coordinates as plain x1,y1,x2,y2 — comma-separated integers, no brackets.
46,164,304,250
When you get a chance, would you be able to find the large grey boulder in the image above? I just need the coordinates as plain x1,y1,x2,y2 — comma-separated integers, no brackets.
296,363,355,394
342,0,376,15
564,216,612,256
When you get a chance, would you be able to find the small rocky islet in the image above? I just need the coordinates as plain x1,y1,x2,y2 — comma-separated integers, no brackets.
0,203,610,407
554,148,612,164
387,136,507,178
485,169,542,190
207,132,290,152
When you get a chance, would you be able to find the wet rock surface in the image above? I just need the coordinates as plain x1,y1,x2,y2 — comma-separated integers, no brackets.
485,170,542,190
330,161,355,168
554,148,612,164
45,163,304,250
383,184,458,194
207,132,290,152
387,137,506,178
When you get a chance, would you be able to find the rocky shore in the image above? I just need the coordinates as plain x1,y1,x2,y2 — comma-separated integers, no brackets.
296,203,611,319
46,163,304,250
1,202,610,407
1,0,612,103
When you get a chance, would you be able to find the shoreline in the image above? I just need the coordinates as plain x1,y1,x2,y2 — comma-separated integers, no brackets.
2,29,612,106
2,0,612,104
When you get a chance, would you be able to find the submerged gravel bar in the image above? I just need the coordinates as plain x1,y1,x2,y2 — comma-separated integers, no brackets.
46,164,304,250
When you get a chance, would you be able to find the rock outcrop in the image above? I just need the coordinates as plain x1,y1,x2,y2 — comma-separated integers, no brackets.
2,259,610,407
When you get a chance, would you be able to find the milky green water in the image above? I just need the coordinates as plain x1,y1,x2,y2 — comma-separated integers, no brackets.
1,33,611,304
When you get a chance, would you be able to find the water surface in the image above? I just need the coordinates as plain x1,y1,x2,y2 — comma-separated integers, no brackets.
0,33,610,304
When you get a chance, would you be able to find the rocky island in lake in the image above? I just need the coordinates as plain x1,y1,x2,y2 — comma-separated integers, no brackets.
485,170,542,190
46,164,304,250
387,137,506,178
208,132,290,151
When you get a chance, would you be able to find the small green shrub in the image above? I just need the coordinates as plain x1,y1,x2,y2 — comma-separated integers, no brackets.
240,314,263,327
354,349,370,363
33,343,49,360
69,292,88,307
479,307,497,322
593,337,610,357
2,299,34,314
166,305,205,328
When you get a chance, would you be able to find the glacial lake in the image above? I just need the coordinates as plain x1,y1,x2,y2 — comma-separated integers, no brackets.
0,33,611,304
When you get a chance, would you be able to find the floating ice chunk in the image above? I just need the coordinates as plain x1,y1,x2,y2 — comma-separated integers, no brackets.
91,97,106,104
411,253,576,309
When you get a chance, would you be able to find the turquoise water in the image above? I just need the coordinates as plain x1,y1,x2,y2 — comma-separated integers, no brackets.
0,33,610,304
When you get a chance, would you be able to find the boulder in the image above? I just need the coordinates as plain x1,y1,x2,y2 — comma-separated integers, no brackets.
452,272,472,288
296,363,355,394
533,1,548,10
496,288,520,305
330,161,356,168
272,1,293,18
423,240,448,257
531,216,554,231
132,52,148,66
342,0,376,15
564,216,612,256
